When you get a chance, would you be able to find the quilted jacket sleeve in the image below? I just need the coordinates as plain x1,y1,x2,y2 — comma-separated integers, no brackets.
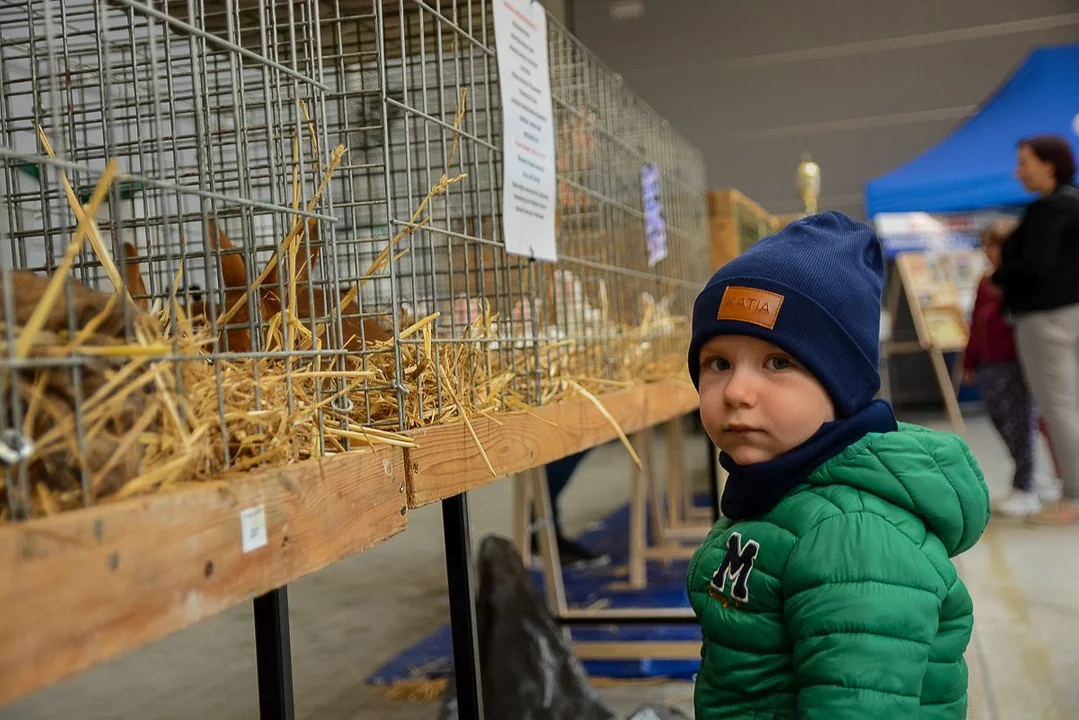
783,511,944,719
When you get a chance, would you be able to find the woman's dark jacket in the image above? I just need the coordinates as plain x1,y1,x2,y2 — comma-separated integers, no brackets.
993,183,1079,316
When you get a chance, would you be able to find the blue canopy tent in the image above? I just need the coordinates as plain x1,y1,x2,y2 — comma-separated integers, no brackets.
866,43,1079,216
867,44,1079,411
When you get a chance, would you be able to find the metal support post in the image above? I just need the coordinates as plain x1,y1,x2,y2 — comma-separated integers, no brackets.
253,587,295,720
442,493,484,720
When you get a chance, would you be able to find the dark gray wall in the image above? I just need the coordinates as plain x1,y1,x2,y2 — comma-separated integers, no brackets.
540,0,571,27
572,0,1079,218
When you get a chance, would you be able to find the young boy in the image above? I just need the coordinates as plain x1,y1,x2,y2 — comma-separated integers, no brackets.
686,212,990,719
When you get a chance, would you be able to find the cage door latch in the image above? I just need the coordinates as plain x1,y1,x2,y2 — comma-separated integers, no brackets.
0,429,33,467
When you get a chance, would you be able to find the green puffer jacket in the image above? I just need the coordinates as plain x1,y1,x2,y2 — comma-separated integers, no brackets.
687,423,990,720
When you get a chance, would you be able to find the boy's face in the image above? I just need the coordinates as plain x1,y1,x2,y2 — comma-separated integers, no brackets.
697,335,836,465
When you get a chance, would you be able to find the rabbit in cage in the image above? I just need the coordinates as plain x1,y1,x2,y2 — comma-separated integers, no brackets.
113,215,392,353
442,265,613,351
548,269,602,339
449,294,537,350
173,218,393,353
638,291,676,336
0,265,153,506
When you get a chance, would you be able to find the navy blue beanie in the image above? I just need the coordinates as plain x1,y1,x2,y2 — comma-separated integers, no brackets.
687,211,885,417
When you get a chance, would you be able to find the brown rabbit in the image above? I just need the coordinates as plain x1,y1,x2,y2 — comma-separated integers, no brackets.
121,242,149,311
186,218,391,352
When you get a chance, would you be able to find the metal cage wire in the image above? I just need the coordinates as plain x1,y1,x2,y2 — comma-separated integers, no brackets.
0,0,708,520
324,0,709,419
0,0,354,518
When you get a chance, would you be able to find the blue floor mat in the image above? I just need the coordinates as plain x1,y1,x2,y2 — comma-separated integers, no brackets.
366,501,708,685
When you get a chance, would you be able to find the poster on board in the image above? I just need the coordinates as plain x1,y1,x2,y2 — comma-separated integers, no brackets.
493,0,558,262
895,249,986,322
887,249,986,433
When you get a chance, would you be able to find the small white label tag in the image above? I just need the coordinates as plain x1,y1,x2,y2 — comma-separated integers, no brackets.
240,506,268,553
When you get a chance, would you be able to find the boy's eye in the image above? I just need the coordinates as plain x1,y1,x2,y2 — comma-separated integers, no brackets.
704,356,731,372
765,355,794,371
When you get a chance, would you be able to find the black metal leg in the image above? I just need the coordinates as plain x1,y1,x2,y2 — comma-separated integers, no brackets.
707,442,721,523
442,493,484,720
253,586,295,720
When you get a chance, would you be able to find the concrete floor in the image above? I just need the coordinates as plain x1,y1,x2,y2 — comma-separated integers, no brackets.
2,409,1076,719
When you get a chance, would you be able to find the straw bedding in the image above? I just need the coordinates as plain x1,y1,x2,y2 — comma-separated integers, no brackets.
0,95,692,521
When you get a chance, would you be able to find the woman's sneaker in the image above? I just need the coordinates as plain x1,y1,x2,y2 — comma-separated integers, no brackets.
1035,474,1063,504
995,490,1042,519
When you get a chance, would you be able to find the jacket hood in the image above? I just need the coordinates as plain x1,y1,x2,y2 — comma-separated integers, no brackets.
805,422,990,556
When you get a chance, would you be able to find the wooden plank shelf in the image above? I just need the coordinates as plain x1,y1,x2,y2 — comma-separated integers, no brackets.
0,379,700,707
403,378,700,508
0,446,407,707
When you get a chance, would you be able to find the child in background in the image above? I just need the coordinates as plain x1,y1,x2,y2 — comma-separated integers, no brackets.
963,218,1061,518
686,212,989,719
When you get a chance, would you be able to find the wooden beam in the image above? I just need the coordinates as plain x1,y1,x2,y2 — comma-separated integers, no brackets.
707,188,778,271
666,420,685,530
930,347,966,435
573,641,702,661
533,469,569,617
686,507,712,520
0,447,406,706
884,341,928,355
404,379,699,508
558,607,696,621
659,525,711,542
628,430,650,589
644,546,698,561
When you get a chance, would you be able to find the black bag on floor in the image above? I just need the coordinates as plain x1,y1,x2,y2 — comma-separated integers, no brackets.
437,534,617,720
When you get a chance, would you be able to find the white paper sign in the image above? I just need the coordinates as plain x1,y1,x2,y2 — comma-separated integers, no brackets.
240,505,268,553
494,0,558,262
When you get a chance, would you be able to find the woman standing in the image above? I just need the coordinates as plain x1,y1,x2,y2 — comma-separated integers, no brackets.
963,219,1061,517
993,135,1079,524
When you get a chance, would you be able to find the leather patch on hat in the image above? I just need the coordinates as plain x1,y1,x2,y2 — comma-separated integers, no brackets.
717,286,784,329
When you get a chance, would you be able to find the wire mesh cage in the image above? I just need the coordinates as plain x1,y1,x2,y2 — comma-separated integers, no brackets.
313,0,709,429
0,0,393,520
0,0,707,520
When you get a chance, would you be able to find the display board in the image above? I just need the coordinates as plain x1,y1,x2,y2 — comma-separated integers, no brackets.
894,250,985,350
885,249,987,433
